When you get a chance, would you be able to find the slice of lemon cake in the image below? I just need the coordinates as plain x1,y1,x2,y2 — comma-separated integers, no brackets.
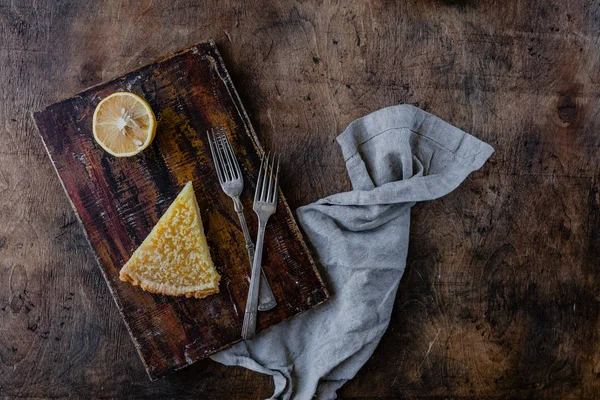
119,181,220,298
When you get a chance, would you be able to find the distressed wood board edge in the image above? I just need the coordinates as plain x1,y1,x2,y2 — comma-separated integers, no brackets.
205,43,330,300
33,40,216,114
32,75,157,383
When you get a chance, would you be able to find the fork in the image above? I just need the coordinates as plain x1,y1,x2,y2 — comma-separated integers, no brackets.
241,153,279,340
207,127,277,311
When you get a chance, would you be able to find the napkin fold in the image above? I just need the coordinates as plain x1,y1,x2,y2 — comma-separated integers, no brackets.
212,104,494,399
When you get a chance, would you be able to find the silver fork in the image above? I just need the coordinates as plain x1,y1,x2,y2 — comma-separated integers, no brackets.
207,127,277,311
241,153,279,340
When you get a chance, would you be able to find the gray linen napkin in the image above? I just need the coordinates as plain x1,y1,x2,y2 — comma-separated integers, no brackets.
211,104,494,399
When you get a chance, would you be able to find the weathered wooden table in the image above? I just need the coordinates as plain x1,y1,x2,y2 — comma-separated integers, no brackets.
1,1,598,398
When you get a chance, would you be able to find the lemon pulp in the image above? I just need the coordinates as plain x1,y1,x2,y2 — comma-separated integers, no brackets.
92,92,156,157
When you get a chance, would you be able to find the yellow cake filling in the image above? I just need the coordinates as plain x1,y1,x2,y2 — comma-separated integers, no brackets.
119,181,220,298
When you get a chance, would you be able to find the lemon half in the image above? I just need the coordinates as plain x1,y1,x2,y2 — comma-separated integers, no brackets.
92,92,156,157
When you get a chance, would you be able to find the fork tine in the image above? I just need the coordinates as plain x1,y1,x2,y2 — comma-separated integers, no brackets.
220,127,240,180
213,129,227,180
271,154,280,203
213,129,231,182
254,153,265,203
218,128,237,180
266,152,274,203
261,153,270,201
207,129,225,184
221,127,242,179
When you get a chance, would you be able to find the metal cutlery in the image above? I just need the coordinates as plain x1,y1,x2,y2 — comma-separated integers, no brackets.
207,127,277,312
242,153,279,340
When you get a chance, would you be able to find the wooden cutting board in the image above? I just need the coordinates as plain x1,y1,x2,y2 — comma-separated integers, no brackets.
33,41,328,380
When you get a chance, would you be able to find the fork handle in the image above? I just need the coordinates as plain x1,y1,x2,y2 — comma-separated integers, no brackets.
245,242,278,311
242,221,267,340
235,207,277,311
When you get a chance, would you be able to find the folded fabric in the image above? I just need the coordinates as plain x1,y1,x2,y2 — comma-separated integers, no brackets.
212,104,494,399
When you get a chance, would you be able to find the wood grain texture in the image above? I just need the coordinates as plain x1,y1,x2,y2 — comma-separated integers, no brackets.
33,41,328,380
1,0,599,398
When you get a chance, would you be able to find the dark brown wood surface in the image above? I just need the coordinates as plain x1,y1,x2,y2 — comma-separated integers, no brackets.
1,0,599,398
33,41,327,380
